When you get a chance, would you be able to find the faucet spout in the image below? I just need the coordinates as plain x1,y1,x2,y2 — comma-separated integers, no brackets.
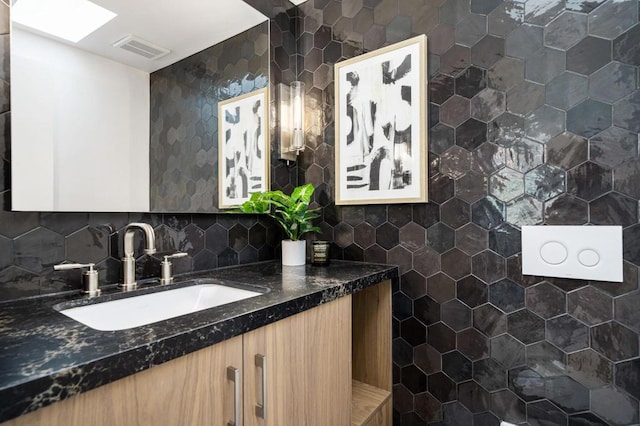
120,222,157,290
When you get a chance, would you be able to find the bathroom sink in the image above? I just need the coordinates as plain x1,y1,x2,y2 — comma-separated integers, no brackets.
57,282,265,331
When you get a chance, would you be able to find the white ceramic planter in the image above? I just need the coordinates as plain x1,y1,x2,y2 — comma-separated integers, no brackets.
281,240,306,266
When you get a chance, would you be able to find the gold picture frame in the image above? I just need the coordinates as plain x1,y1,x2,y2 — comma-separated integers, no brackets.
218,87,270,209
334,35,428,205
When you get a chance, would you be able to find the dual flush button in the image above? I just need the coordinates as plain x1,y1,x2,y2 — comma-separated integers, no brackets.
522,226,622,282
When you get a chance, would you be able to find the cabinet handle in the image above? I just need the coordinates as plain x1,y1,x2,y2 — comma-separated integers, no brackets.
227,366,240,426
255,354,267,419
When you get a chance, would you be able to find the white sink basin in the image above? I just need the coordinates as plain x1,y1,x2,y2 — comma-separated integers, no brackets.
58,284,263,331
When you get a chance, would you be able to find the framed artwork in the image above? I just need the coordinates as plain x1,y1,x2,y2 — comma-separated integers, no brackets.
334,35,428,205
218,87,269,209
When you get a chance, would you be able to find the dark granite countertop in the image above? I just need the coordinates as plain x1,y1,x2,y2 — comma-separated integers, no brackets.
0,260,398,423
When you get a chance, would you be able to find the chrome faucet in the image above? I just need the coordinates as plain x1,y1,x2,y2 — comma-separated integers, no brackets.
120,223,156,290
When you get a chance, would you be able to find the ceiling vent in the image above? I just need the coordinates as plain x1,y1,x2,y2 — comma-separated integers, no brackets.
113,35,170,60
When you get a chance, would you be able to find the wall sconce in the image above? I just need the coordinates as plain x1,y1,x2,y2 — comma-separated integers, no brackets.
278,81,305,161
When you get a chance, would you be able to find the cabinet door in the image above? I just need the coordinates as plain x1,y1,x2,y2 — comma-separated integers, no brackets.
4,335,243,426
243,296,352,426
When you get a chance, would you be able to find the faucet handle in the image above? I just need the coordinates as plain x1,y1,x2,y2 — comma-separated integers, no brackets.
163,252,188,261
54,262,100,297
160,252,188,285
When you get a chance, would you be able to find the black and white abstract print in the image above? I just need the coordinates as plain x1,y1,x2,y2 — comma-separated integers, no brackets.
336,37,426,204
218,88,268,208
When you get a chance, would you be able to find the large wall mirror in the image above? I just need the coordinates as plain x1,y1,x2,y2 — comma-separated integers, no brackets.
10,0,269,212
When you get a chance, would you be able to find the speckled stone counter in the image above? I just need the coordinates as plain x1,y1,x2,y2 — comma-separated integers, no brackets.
0,260,398,423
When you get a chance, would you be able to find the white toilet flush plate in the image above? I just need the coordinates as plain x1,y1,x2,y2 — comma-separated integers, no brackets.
521,225,623,282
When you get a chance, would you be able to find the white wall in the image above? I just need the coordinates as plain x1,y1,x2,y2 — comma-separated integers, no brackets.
11,28,150,212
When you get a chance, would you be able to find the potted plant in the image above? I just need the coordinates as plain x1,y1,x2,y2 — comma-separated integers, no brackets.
238,183,321,265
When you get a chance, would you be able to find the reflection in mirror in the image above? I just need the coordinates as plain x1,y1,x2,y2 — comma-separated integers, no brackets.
11,0,268,212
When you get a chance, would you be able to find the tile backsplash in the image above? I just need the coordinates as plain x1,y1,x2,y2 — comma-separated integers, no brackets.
294,0,640,424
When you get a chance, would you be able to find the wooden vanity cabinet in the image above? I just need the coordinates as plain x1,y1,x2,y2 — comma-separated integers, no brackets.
4,280,391,426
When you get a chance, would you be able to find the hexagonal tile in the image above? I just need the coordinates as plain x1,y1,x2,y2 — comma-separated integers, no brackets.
440,95,471,127
491,334,525,368
613,23,640,66
440,145,472,179
489,223,521,257
568,348,613,389
614,157,640,199
428,371,457,403
473,303,507,337
441,248,471,280
547,132,588,170
506,80,545,116
615,358,640,401
455,14,487,47
525,47,566,85
526,281,566,319
545,11,588,49
567,161,612,201
525,105,565,143
439,44,471,76
506,140,544,175
414,342,442,375
527,341,567,377
455,171,488,204
505,23,543,60
470,88,506,123
546,375,590,414
589,0,638,39
591,385,640,425
613,91,640,133
590,192,638,226
442,350,473,382
401,364,427,394
474,357,506,391
457,328,490,362
506,196,543,226
458,380,490,414
614,290,640,334
546,72,588,110
471,35,505,69
488,113,525,147
487,57,525,92
440,198,470,229
489,278,524,313
547,314,590,352
471,250,505,284
567,99,613,138
524,164,566,202
590,62,637,103
375,222,399,250
508,366,545,402
567,286,612,326
471,196,505,230
414,246,442,278
567,36,612,76
414,391,442,423
401,317,427,346
442,299,471,331
455,66,487,99
590,127,638,169
456,118,488,151
14,227,65,274
509,310,545,345
65,226,109,264
544,193,589,225
488,168,524,203
457,275,488,308
427,223,455,254
488,1,525,37
428,321,457,353
591,321,639,361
